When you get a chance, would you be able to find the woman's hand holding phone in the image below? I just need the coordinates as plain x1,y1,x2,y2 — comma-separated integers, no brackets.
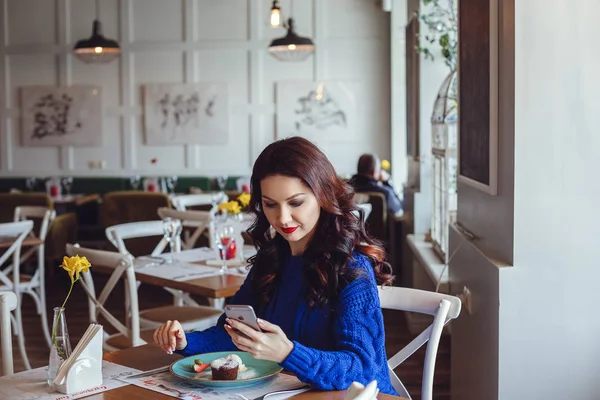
153,320,187,354
224,317,294,364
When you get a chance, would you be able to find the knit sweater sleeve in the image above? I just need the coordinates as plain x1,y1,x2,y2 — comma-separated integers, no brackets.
279,257,388,391
175,272,254,357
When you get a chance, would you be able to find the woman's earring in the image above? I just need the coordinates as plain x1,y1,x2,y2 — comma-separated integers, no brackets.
268,225,276,239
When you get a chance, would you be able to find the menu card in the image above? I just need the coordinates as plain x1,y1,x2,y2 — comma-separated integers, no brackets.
0,361,140,400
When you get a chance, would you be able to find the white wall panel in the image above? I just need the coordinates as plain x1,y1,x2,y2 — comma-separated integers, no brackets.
262,54,312,104
135,132,188,171
133,52,185,103
0,0,391,177
195,49,248,103
6,0,57,45
7,55,57,109
9,116,61,171
70,59,120,107
71,116,121,171
323,0,382,39
198,116,250,174
196,0,248,41
131,0,184,42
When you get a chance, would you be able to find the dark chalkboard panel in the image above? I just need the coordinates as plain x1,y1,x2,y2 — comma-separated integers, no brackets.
458,0,498,195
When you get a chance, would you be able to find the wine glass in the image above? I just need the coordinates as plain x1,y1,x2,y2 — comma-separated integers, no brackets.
25,177,37,192
216,175,228,191
61,177,73,197
162,217,183,264
166,175,178,194
130,175,141,190
214,224,234,274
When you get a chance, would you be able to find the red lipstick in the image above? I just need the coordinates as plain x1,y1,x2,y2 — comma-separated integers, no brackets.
282,226,298,234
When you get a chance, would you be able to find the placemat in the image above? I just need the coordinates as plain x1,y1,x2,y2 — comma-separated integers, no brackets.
0,360,140,400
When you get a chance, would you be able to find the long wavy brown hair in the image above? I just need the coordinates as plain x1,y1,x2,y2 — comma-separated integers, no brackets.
247,137,394,310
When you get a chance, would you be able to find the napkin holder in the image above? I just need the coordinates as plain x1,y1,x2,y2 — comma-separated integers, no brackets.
54,326,103,394
344,380,379,400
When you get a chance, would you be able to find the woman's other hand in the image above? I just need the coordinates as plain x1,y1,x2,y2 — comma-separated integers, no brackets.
224,318,294,363
153,320,187,354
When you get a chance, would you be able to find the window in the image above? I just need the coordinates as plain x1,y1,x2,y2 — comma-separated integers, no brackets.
431,70,458,262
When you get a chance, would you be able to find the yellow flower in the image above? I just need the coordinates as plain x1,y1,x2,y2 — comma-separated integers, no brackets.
237,192,251,207
381,159,391,171
54,253,92,359
218,200,242,215
61,255,91,282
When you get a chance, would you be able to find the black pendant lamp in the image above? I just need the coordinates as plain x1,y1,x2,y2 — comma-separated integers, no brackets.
268,0,314,62
73,0,121,64
268,18,315,61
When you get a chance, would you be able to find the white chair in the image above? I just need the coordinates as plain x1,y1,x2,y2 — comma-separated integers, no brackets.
353,203,372,222
378,286,461,400
171,193,228,212
65,244,148,352
13,206,55,347
0,220,34,370
106,220,174,258
0,291,17,376
157,208,213,250
104,222,222,331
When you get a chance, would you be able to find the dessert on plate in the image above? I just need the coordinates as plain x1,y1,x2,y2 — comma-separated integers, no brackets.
210,354,247,380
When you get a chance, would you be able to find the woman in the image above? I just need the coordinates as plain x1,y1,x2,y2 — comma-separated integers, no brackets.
153,137,396,395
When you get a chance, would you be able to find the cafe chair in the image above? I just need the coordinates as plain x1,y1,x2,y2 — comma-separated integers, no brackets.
157,208,213,250
171,193,227,212
13,206,56,347
105,220,182,304
65,244,149,351
0,220,34,370
104,222,222,331
378,286,461,400
0,291,17,376
352,203,373,223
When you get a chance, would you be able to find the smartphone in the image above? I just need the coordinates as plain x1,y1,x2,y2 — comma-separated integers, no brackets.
225,305,262,332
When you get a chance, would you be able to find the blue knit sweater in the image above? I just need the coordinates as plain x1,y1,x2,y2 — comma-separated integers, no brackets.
176,253,396,395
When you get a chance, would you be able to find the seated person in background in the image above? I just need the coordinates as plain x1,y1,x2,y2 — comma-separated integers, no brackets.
153,136,397,395
349,154,403,215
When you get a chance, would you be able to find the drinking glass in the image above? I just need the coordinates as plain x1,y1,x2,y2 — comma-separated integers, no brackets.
166,175,178,194
130,175,141,190
216,175,228,191
162,217,183,264
61,177,73,197
214,224,234,274
25,177,37,192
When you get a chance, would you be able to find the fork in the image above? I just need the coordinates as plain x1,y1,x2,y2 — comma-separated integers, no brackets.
235,385,311,400
156,383,193,398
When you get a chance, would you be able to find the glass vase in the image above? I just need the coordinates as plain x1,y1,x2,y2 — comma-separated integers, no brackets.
47,307,73,386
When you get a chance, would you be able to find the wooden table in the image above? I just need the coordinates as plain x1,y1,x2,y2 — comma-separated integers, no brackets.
95,344,404,399
52,193,100,214
93,263,245,299
0,236,43,249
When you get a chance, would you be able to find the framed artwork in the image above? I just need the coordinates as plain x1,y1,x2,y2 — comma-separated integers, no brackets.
457,0,499,195
20,85,102,147
406,16,420,159
275,81,359,142
143,83,229,145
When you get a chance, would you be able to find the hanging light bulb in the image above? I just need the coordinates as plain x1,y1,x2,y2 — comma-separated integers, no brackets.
268,18,315,62
269,1,282,28
73,0,121,64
